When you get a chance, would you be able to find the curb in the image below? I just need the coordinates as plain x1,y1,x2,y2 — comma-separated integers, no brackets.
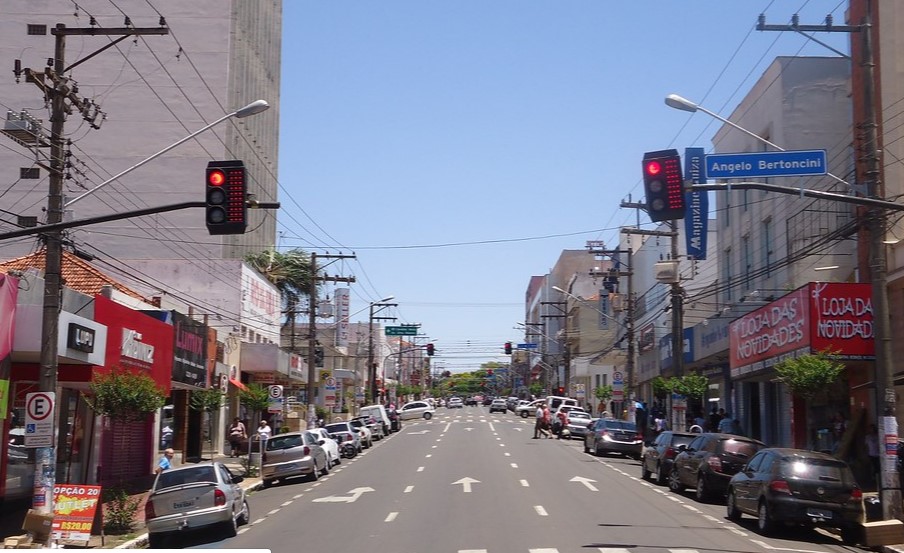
115,480,263,549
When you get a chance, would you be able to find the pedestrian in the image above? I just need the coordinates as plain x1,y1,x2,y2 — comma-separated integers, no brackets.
555,409,568,439
540,405,552,438
866,424,880,485
257,419,272,442
533,404,544,439
718,412,735,433
228,417,247,457
155,448,174,474
707,407,721,432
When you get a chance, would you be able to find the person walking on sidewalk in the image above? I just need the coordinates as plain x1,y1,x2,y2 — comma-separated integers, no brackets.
257,419,272,442
228,417,247,457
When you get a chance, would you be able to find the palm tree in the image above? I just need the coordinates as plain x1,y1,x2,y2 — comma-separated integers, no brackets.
244,249,314,329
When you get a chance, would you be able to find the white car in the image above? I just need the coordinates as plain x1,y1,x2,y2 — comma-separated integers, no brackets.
447,397,464,409
399,400,436,420
515,399,546,418
310,427,341,467
349,419,374,448
489,398,508,413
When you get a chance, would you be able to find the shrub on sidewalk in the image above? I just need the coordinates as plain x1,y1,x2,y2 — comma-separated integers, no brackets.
102,487,140,535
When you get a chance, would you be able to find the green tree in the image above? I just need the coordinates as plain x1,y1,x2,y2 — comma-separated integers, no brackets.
675,374,708,399
651,376,673,400
189,388,226,460
85,368,167,422
595,384,614,404
774,350,844,400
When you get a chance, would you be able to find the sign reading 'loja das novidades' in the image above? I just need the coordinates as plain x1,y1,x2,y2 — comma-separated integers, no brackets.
729,282,874,378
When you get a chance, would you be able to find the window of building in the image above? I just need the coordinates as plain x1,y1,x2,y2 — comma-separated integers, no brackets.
19,167,39,179
27,24,47,35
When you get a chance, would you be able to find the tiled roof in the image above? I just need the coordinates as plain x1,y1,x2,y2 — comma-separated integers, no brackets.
0,248,147,301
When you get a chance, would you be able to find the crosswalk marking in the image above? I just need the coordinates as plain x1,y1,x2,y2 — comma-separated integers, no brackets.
454,549,707,553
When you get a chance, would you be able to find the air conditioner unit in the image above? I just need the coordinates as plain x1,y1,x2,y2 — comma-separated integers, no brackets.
654,261,680,284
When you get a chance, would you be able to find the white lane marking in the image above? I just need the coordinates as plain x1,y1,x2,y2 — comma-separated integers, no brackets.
384,512,398,522
749,539,824,552
489,422,496,432
496,437,501,440
682,504,700,513
443,422,451,432
417,466,425,472
237,528,249,535
251,518,266,525
293,494,304,499
530,550,559,553
404,485,414,493
534,505,548,516
499,443,505,447
504,452,511,457
667,495,682,502
510,463,518,468
596,549,631,553
570,476,598,491
702,514,721,523
432,445,438,449
425,454,432,458
671,550,704,553
280,501,292,507
459,550,487,553
267,509,280,515
520,479,529,487
728,527,748,537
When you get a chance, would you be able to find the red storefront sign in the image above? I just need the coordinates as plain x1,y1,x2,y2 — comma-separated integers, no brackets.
94,295,173,393
729,282,873,377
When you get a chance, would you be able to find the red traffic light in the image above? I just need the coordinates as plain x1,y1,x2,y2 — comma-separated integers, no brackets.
206,160,247,235
642,150,685,223
504,341,512,355
208,169,226,186
644,160,661,176
426,343,435,356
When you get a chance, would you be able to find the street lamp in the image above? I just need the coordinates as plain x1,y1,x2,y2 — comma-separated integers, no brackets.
667,92,899,516
368,296,396,405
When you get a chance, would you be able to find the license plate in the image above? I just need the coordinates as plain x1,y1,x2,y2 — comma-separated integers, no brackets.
807,508,833,519
173,500,194,509
278,463,297,473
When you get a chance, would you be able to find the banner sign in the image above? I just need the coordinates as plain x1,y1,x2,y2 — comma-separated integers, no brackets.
684,147,708,260
0,274,18,419
52,485,102,541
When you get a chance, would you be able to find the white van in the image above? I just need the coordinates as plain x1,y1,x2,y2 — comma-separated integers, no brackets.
360,405,391,435
546,396,578,412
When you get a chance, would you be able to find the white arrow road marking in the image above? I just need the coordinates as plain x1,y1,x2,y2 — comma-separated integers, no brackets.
570,476,599,491
408,430,431,435
749,540,826,553
513,427,523,431
452,477,480,493
312,487,374,504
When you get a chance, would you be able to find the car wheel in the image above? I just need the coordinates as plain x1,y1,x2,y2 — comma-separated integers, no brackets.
423,412,433,420
321,456,330,476
237,499,250,526
583,441,590,454
695,473,709,502
594,444,603,457
726,490,742,522
641,460,651,481
148,533,168,548
521,411,529,418
655,463,666,485
841,524,861,545
222,511,238,538
757,500,775,535
668,469,684,493
262,478,272,489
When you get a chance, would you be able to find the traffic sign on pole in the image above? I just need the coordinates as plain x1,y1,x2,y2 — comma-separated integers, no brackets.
385,326,418,336
704,149,827,179
25,392,55,448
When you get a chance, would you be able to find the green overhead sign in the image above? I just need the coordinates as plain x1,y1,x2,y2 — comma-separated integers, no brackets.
385,326,418,336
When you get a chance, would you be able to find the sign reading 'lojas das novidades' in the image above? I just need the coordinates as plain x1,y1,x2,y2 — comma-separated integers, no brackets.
729,282,874,378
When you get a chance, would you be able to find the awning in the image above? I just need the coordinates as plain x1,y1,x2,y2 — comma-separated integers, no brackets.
229,378,248,391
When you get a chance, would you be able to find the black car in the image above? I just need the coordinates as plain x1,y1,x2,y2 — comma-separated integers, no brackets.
668,432,766,502
641,431,697,485
727,448,863,544
465,396,478,406
583,418,643,459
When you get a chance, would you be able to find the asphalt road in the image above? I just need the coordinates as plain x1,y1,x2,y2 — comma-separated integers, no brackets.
186,405,862,553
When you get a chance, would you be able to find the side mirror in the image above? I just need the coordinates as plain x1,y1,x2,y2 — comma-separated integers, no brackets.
317,439,325,446
233,475,245,484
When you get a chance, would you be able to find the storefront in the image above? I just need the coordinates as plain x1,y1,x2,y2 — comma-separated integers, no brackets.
729,282,874,451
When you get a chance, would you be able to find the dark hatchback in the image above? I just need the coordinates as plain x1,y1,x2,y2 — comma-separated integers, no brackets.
641,431,697,485
727,448,863,545
584,418,643,459
668,433,766,502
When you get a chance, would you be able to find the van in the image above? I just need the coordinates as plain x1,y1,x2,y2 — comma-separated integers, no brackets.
360,405,391,435
546,396,578,412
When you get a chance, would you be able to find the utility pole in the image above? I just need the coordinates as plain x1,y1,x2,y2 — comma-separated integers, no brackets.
367,301,396,405
758,6,901,520
541,299,566,394
306,252,355,428
12,22,169,528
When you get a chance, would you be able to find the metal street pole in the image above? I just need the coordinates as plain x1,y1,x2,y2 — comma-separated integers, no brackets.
367,298,396,404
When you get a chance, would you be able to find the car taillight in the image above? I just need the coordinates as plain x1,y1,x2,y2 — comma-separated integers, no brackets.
303,446,311,456
849,487,863,502
706,456,723,472
144,500,156,519
769,480,792,495
214,488,226,506
664,446,676,459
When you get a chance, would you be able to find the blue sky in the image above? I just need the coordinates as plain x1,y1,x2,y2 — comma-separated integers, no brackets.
277,1,849,372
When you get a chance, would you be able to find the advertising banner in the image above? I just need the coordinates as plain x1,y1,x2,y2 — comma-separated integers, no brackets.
335,288,350,350
52,484,102,541
0,274,18,419
172,311,208,387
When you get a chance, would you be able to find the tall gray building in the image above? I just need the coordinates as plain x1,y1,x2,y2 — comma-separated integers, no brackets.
0,1,281,263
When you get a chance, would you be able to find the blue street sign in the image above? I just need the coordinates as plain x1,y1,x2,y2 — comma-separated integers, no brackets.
516,343,538,349
705,149,827,179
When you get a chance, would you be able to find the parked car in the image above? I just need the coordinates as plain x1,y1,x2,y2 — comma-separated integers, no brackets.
145,462,249,548
669,433,766,502
489,398,508,414
325,421,362,453
726,448,863,544
360,405,392,435
641,431,698,484
261,431,330,488
482,396,494,406
352,415,384,441
399,400,436,420
348,419,374,448
309,427,341,467
564,411,594,440
447,397,464,409
465,396,479,406
515,399,545,418
584,418,643,459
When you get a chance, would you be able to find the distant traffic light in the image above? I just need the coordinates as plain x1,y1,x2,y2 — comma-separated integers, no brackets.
426,343,435,356
556,387,565,395
642,149,686,222
314,346,324,367
206,160,247,235
504,341,512,355
486,369,493,377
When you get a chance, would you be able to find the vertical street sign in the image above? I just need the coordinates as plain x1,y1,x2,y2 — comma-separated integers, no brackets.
684,147,709,260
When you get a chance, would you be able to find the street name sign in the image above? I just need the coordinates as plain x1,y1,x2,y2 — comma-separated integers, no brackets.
705,149,827,179
385,326,418,336
516,343,538,349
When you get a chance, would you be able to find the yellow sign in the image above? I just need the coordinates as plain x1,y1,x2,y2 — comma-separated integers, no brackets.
320,370,331,381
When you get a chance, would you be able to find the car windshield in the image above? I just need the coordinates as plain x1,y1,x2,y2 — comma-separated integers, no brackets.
604,420,636,431
780,457,851,482
266,434,304,451
720,439,762,458
350,420,364,428
157,466,216,489
570,413,590,420
325,423,351,434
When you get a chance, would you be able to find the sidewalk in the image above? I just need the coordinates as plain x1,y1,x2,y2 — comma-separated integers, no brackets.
0,452,262,549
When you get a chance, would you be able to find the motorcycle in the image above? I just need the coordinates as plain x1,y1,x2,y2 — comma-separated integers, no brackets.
333,433,358,459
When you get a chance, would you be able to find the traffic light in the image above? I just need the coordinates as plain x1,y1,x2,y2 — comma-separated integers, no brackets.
426,343,435,356
314,346,324,367
642,149,686,222
486,369,493,377
504,341,512,355
206,160,247,235
556,387,565,395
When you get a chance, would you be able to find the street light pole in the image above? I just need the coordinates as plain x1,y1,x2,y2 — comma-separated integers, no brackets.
367,298,396,404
